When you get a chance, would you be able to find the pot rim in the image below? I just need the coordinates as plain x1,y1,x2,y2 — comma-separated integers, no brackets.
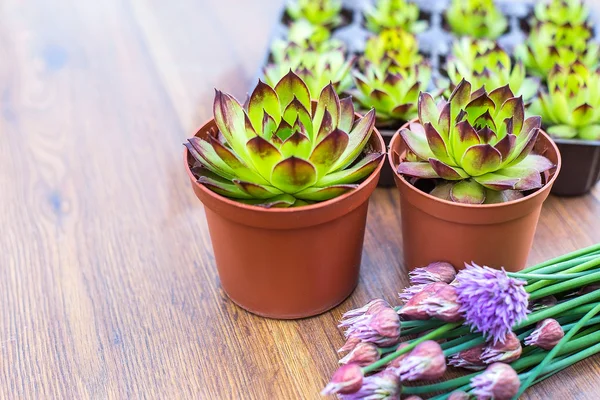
388,119,563,209
552,137,600,147
184,118,386,214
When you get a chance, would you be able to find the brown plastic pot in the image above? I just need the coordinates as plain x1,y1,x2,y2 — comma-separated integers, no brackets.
550,138,600,196
184,119,385,319
388,122,562,272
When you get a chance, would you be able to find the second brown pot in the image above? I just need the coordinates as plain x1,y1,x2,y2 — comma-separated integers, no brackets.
550,138,600,196
388,124,562,272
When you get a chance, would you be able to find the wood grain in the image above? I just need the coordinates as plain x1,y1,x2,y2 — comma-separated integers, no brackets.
0,0,599,398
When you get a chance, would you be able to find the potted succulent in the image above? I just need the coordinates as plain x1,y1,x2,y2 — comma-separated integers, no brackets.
388,79,561,271
530,63,600,195
533,0,590,26
184,73,385,319
285,0,343,28
443,37,539,102
363,0,428,34
353,28,428,187
445,0,507,40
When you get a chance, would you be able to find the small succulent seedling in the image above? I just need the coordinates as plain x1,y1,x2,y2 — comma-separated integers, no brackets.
397,79,554,204
363,28,422,71
445,38,539,101
286,0,342,27
446,0,507,40
264,43,354,100
516,22,599,79
534,0,589,26
531,63,600,141
352,59,431,126
186,73,383,208
364,0,427,34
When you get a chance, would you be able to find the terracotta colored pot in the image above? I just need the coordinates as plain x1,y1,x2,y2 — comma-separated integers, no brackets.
550,138,600,196
184,119,385,319
388,122,562,272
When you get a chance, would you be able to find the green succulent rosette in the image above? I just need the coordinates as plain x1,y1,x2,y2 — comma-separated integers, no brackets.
446,0,507,40
264,43,355,99
364,0,427,34
351,59,431,127
270,19,345,57
445,38,539,101
286,0,342,27
363,28,422,71
186,72,383,208
531,63,600,141
534,0,590,26
516,22,599,79
397,79,555,204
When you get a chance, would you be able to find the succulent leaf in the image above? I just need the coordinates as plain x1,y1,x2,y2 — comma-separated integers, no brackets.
397,161,439,179
317,153,384,186
275,70,311,110
446,0,507,39
331,109,376,171
271,156,318,193
450,180,486,204
309,129,349,178
364,0,427,34
295,184,358,201
233,180,284,199
286,0,342,27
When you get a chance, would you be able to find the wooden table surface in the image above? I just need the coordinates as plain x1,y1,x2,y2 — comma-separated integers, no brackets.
2,0,600,398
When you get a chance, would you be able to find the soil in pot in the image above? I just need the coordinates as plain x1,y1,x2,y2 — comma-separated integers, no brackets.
388,123,561,272
184,119,386,319
550,138,600,196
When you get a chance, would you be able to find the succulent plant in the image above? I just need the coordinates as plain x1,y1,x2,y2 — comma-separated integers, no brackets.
264,43,355,100
270,19,345,57
446,0,507,40
364,0,427,34
397,79,555,204
186,73,383,208
516,22,599,79
286,0,342,27
530,63,600,141
534,0,589,26
363,28,422,71
445,38,539,101
351,60,431,126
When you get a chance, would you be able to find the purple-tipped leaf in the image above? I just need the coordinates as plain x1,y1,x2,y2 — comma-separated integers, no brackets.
233,180,284,199
207,135,268,184
318,153,384,186
418,92,439,127
460,144,502,176
262,112,277,139
449,79,472,111
309,129,350,177
398,161,440,179
270,156,318,193
330,109,375,172
430,182,453,201
274,70,311,111
213,90,252,158
246,136,283,180
453,121,481,159
506,128,540,167
522,116,542,137
498,96,524,134
280,131,312,159
437,102,451,139
313,84,341,135
370,89,394,109
473,173,520,190
512,154,554,173
473,110,497,131
450,180,486,204
477,126,497,144
465,93,495,122
339,97,355,133
489,85,514,109
187,138,236,180
197,175,253,199
295,184,358,201
283,97,313,137
424,122,452,164
400,126,435,161
429,158,469,180
316,109,335,141
573,103,595,126
391,104,414,119
248,80,281,134
494,134,517,161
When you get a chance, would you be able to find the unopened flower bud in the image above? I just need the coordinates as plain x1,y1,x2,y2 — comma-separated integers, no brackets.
404,396,424,400
525,318,564,350
578,284,600,295
341,307,401,347
394,340,446,381
481,332,522,364
400,282,462,322
339,342,381,367
529,295,557,311
399,262,457,302
386,343,411,370
338,370,399,400
448,390,470,400
471,363,520,400
342,299,390,320
339,335,362,353
321,363,363,396
449,344,486,370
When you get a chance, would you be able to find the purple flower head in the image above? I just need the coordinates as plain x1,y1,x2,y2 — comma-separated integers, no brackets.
525,318,564,350
339,342,381,367
321,363,363,396
399,262,457,302
470,363,520,400
481,332,522,364
456,263,529,345
399,282,463,322
392,340,446,381
338,370,400,400
341,307,401,347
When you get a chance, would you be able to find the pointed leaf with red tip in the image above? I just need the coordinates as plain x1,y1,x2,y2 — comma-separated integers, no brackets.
282,97,313,137
274,70,311,110
313,84,341,136
473,173,520,190
310,129,349,177
262,112,277,139
477,126,497,143
233,180,284,199
573,103,595,127
280,131,312,159
522,116,542,137
400,126,435,161
418,92,439,127
330,109,376,171
339,97,355,132
424,122,452,165
489,85,514,109
505,128,540,167
316,109,334,141
494,134,517,161
397,161,440,179
186,138,235,180
498,96,524,134
448,79,472,126
453,121,481,159
270,156,318,193
473,110,497,131
239,194,297,208
512,154,554,172
248,81,281,134
429,158,470,180
213,90,252,159
207,135,268,184
318,153,384,186
295,184,358,201
450,180,486,204
197,175,253,199
465,93,495,122
246,136,283,180
437,102,451,139
460,144,502,176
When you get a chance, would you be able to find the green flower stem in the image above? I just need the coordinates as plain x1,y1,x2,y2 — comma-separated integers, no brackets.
441,332,480,350
400,320,442,329
401,372,479,395
522,244,600,273
526,257,600,295
532,253,600,275
513,304,600,399
565,302,600,315
429,383,472,400
528,270,600,299
442,335,486,357
516,291,600,329
362,322,461,374
508,271,592,281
